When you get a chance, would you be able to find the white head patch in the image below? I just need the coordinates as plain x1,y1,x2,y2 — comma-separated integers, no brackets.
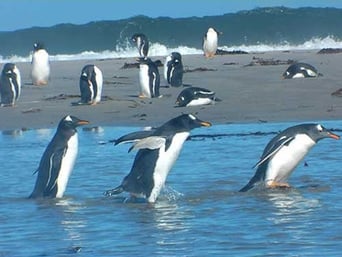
316,124,323,132
65,115,72,122
188,114,196,120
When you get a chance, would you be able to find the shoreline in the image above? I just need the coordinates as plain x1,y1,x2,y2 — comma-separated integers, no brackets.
1,50,342,131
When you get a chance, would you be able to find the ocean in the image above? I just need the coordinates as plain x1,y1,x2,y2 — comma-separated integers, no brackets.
1,7,342,63
1,120,342,256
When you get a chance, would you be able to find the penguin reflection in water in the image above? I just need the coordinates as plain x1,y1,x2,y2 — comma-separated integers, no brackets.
29,115,89,199
0,63,21,107
105,114,212,203
137,57,161,98
31,42,50,86
76,64,103,105
239,124,340,192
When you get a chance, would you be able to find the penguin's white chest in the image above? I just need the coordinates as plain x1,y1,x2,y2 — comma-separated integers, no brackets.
266,134,316,183
31,50,50,85
164,56,172,80
204,31,218,53
56,134,78,198
148,132,190,202
92,66,103,103
187,97,214,107
139,64,151,97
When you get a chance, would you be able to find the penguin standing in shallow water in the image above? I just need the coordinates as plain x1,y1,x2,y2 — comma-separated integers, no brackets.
164,52,184,87
175,87,218,107
131,33,149,57
29,115,89,199
203,27,221,58
283,62,321,79
77,64,103,105
239,124,340,192
105,114,211,203
138,57,161,98
0,63,21,107
31,42,50,86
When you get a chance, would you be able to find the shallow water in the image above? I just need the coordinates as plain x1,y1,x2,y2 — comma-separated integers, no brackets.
1,121,342,256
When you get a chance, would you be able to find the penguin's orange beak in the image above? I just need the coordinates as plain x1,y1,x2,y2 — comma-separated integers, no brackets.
77,120,90,125
200,121,212,127
328,131,340,140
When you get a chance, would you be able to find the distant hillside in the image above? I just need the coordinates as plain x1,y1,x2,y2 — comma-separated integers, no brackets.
0,7,341,57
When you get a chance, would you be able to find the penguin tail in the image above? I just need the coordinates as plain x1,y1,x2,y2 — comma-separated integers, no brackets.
104,185,124,197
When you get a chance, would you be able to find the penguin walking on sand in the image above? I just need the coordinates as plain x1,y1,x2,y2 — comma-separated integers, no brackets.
77,64,103,105
164,52,184,87
138,57,161,98
282,62,322,79
239,124,340,192
104,114,212,203
131,33,149,57
175,87,218,107
0,63,21,107
29,115,89,199
203,27,221,58
31,42,50,86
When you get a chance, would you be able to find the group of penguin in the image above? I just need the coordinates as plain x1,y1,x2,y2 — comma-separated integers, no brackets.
2,28,334,204
29,114,340,203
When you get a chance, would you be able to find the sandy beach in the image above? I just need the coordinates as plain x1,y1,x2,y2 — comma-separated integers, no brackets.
1,50,342,131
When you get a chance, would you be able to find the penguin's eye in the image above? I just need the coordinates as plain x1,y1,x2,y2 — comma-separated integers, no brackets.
317,124,323,132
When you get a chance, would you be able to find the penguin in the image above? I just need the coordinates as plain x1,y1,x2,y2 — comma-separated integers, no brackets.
175,87,218,107
104,114,212,203
164,52,184,87
29,115,89,199
203,27,221,58
131,33,149,57
77,64,103,105
0,63,21,107
31,42,50,86
138,57,161,98
239,123,340,192
283,62,321,79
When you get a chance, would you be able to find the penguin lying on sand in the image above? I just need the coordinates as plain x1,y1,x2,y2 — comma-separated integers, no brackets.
175,87,219,107
29,115,89,199
282,62,322,79
239,123,340,192
105,114,211,203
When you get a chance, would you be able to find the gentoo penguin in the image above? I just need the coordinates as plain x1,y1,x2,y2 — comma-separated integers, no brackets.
131,33,149,57
105,114,212,203
31,42,50,86
203,27,221,58
164,52,184,87
138,57,161,98
29,115,89,199
175,87,218,107
77,64,103,105
239,123,340,192
0,63,21,107
283,62,321,79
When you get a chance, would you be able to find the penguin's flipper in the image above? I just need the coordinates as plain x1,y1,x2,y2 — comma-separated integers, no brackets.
253,136,295,169
29,148,65,198
129,136,166,152
115,130,155,145
194,89,215,99
104,185,124,196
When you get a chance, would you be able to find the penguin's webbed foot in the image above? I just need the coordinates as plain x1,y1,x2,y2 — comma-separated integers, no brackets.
266,181,291,189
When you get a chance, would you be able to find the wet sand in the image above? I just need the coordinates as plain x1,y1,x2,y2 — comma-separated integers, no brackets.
1,50,342,130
